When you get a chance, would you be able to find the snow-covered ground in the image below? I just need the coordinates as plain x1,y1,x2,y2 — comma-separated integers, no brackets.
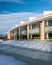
0,54,27,65
3,40,52,52
0,40,3,43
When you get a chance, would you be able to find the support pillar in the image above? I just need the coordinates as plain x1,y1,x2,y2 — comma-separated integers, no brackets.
14,29,17,40
11,30,14,40
14,29,15,40
30,25,32,39
13,30,14,40
7,31,11,40
40,21,45,41
46,20,48,26
19,27,20,40
12,31,13,40
46,33,49,39
16,29,17,40
27,25,29,40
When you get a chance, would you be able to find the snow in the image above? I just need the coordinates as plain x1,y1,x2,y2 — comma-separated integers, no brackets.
3,40,52,52
0,40,3,43
0,54,27,65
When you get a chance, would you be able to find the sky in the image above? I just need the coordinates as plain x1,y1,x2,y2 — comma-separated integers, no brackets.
0,0,52,35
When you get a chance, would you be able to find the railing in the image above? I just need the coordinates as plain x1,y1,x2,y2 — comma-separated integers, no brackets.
29,28,39,34
45,26,52,33
15,26,52,36
21,26,52,35
21,31,27,35
20,28,39,35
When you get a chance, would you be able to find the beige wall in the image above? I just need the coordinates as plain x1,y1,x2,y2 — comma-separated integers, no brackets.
40,21,45,40
7,31,11,40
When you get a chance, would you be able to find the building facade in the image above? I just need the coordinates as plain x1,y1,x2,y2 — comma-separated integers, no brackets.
7,13,52,41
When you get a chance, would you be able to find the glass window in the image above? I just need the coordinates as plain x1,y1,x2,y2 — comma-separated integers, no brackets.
48,20,52,26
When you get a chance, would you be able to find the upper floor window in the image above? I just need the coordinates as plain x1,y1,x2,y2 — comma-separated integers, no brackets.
45,19,52,26
48,20,52,26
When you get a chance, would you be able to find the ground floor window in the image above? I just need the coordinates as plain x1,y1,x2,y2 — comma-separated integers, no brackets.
20,35,27,40
29,34,40,39
45,33,52,39
49,33,52,39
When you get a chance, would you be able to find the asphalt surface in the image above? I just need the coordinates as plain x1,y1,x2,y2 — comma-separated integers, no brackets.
0,42,52,65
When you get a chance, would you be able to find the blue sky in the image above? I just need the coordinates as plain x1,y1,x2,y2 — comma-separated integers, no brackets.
0,0,52,35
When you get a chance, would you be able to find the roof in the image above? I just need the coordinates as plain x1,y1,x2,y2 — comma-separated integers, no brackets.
7,13,52,33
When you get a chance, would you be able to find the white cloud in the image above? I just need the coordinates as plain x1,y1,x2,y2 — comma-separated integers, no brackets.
0,12,42,34
0,0,25,4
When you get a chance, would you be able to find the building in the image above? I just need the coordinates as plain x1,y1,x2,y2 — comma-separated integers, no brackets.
7,12,52,41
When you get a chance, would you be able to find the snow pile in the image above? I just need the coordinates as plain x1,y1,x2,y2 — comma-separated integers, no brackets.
3,40,52,52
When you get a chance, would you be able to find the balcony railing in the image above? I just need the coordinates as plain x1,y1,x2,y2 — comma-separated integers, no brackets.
21,30,27,35
45,26,52,33
29,28,39,34
15,26,52,35
20,28,39,35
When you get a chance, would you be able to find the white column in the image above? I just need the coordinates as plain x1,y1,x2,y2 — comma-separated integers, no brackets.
14,28,17,40
12,30,14,40
14,29,15,40
19,27,20,40
46,33,49,39
30,25,32,39
40,21,45,41
46,20,48,26
27,25,29,40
